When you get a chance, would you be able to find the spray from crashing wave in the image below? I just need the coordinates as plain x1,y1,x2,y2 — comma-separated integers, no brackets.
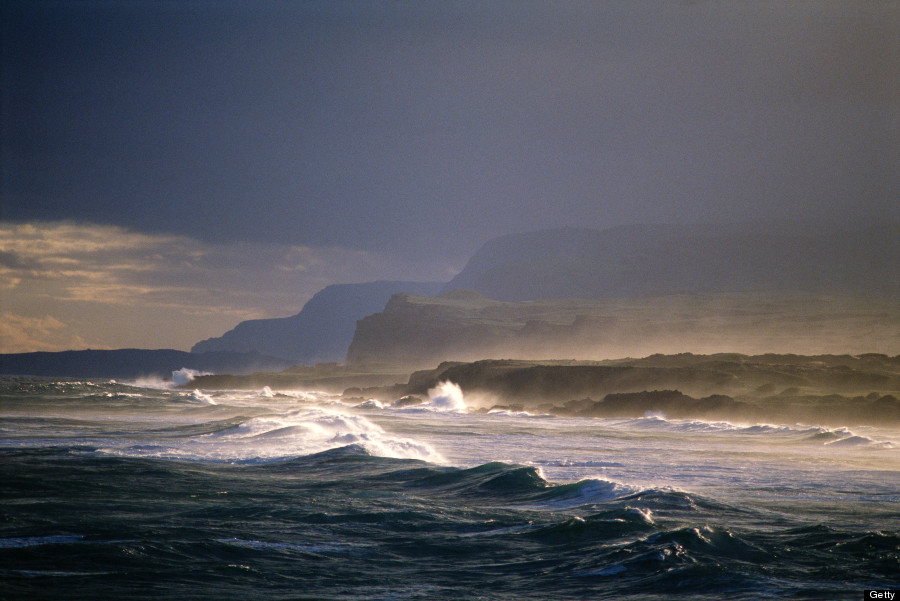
424,381,468,412
190,389,217,405
172,367,207,387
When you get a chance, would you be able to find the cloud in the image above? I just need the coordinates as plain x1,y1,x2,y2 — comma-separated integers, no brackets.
0,221,456,352
4,1,895,258
0,313,90,354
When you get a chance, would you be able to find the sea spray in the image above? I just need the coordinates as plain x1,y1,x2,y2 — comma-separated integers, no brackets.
424,381,467,412
177,405,445,463
172,367,207,387
190,389,217,405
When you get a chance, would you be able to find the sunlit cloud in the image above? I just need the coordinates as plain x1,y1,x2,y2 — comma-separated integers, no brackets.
0,313,90,354
0,221,457,352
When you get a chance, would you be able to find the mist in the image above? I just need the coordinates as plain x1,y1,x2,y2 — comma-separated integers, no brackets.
345,290,899,369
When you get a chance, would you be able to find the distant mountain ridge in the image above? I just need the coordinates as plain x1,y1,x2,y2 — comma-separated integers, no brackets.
441,224,899,300
12,224,894,378
191,223,897,366
191,281,443,362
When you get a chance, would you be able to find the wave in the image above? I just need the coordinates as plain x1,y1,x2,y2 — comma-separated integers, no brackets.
595,414,899,448
3,440,896,600
114,405,446,464
406,461,663,511
485,408,537,417
262,454,651,513
216,537,371,557
355,399,386,410
535,477,640,508
825,434,894,448
405,381,468,413
189,389,217,405
171,367,208,387
528,507,657,546
0,535,85,549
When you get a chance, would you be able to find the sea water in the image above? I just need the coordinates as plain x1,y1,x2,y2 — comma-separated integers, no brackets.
1,377,897,600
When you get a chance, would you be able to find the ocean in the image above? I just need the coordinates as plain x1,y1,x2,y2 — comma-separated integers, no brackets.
1,377,897,600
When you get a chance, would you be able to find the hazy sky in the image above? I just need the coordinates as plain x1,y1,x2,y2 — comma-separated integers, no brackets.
2,0,898,352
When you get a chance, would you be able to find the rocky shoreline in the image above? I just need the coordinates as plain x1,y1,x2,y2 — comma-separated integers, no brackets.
187,352,900,427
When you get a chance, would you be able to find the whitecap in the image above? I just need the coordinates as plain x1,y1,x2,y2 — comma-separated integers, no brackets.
486,408,541,417
191,390,217,405
173,406,447,463
355,399,385,410
826,435,879,447
420,381,467,412
172,367,206,387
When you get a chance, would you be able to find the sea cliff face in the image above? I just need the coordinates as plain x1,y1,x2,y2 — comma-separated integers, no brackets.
190,224,899,367
441,225,899,301
191,280,442,362
345,291,900,368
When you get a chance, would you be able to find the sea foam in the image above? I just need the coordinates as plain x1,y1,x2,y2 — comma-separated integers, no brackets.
194,405,445,463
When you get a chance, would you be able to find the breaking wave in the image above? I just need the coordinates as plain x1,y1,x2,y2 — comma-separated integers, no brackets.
417,381,468,412
603,414,897,448
116,405,446,463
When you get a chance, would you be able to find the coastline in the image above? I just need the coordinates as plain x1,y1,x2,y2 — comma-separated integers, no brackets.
186,352,900,428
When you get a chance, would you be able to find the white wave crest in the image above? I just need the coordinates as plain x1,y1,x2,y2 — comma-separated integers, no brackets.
825,434,894,449
602,416,893,447
422,381,468,412
356,399,385,410
173,367,208,387
191,389,217,405
113,404,445,464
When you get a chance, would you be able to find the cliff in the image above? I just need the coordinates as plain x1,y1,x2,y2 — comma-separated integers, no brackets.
345,290,900,368
191,280,442,362
441,224,899,301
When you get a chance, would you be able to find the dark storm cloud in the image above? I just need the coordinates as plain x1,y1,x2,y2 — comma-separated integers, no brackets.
3,0,898,261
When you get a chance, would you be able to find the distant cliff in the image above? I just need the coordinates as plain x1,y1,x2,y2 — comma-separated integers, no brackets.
191,281,443,362
441,224,899,301
195,224,899,367
0,349,292,380
345,290,900,368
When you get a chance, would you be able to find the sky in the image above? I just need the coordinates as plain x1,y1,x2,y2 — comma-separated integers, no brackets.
1,0,898,353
